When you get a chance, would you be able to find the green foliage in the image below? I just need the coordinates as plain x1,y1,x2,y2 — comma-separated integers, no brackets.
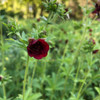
0,2,100,100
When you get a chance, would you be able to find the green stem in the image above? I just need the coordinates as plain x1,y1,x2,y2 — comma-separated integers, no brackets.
80,80,92,96
30,60,37,88
23,55,29,100
61,28,86,99
0,20,4,71
76,53,92,100
81,74,100,96
57,44,68,74
72,57,81,93
2,83,6,100
48,11,54,22
41,59,47,85
76,70,90,100
0,18,7,100
39,59,47,100
61,14,87,99
50,90,54,100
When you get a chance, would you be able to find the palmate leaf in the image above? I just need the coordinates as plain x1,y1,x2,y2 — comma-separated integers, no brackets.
45,73,64,92
40,16,52,24
27,93,42,100
31,28,39,39
14,94,22,100
46,34,56,42
0,42,11,51
14,88,42,100
6,38,27,49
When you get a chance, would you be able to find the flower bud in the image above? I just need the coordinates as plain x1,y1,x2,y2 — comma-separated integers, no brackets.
92,50,99,54
89,33,92,36
89,38,96,45
82,38,96,53
64,8,68,13
37,18,40,22
28,38,35,43
65,39,68,44
89,29,92,32
0,75,3,81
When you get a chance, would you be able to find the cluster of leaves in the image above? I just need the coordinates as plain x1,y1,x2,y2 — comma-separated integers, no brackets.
42,0,71,18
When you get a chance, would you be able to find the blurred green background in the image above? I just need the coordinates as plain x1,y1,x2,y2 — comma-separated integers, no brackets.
0,0,96,19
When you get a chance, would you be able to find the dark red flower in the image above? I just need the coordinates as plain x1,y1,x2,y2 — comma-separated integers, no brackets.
27,38,49,59
92,50,99,54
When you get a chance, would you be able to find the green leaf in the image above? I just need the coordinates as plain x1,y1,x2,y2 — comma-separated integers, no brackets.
25,88,32,100
27,93,42,100
16,32,22,39
22,31,27,40
31,28,38,39
95,87,100,95
93,95,100,100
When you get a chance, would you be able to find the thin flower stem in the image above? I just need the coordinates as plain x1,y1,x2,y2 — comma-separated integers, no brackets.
0,19,7,100
43,60,47,78
81,74,100,96
48,11,54,22
76,70,90,100
77,53,93,99
50,90,54,100
41,59,47,85
61,28,86,99
80,75,100,96
72,57,81,93
0,20,5,72
60,1,91,97
2,83,6,100
41,59,47,99
23,55,29,100
61,13,87,99
57,44,68,74
80,80,92,96
30,60,37,88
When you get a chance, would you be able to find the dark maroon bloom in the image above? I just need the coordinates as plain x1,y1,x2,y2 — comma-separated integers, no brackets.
92,3,100,15
27,38,49,59
92,50,99,54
